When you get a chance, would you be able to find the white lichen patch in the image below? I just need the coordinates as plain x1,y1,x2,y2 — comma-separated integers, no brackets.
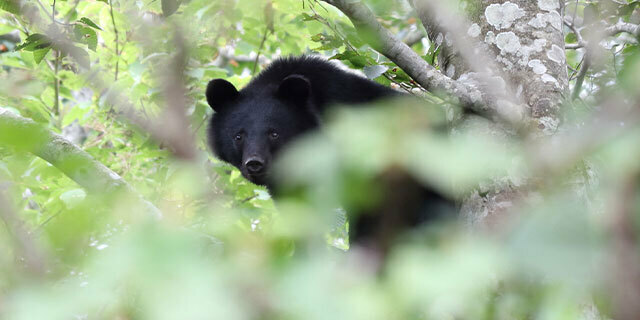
445,33,453,46
528,59,547,74
541,73,560,88
547,44,565,64
485,31,496,44
493,31,547,67
470,90,483,104
496,32,521,54
485,2,526,30
436,33,444,46
538,115,560,133
457,73,484,103
458,72,478,86
528,12,562,30
459,72,507,93
497,55,515,70
468,23,481,38
538,0,559,12
532,39,548,51
446,64,456,78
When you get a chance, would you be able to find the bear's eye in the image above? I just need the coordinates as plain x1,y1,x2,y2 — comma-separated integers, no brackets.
234,133,243,141
269,132,279,140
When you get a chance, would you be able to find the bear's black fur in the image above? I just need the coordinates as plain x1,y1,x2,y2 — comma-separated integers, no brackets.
206,56,396,188
206,56,454,252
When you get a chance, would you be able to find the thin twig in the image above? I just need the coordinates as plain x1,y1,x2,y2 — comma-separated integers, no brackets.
252,29,270,75
109,0,120,81
572,52,590,100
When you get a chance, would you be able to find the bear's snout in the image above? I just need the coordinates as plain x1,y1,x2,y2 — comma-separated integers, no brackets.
244,157,266,175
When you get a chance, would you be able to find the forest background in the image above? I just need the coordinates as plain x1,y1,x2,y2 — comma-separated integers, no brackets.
1,0,640,319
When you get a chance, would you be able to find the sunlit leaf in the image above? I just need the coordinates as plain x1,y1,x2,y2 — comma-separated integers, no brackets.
78,17,102,30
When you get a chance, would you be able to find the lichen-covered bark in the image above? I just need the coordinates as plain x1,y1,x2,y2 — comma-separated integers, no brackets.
415,0,567,132
413,0,569,226
466,0,568,222
478,0,567,132
322,0,525,123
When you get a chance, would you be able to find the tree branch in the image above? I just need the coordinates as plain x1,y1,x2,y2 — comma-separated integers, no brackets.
0,108,162,218
321,0,525,125
402,28,425,47
409,0,525,116
564,18,639,50
607,21,640,38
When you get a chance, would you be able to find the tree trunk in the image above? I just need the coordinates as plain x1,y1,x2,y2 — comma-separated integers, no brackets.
413,0,568,225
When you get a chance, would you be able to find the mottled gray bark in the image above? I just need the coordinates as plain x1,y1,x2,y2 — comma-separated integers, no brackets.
410,0,569,225
414,0,568,133
466,0,568,224
0,107,161,218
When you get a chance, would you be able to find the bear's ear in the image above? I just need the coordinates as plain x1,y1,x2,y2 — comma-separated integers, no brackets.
278,75,311,105
206,79,239,112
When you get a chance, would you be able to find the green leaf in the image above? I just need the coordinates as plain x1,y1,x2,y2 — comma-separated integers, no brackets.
619,1,639,19
301,13,317,21
33,47,51,64
78,17,102,30
15,34,51,51
363,65,388,79
73,25,97,51
310,33,325,42
347,55,368,68
162,0,181,17
60,188,87,209
0,0,20,14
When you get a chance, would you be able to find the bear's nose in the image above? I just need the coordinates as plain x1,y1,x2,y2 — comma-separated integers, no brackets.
245,158,265,175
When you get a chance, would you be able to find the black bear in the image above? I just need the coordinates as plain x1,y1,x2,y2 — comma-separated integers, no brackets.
206,56,454,253
206,56,396,189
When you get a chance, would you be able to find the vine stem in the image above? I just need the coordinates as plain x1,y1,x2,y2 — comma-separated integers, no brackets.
109,0,120,81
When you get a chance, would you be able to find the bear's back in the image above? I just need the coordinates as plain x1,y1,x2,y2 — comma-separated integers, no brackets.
244,56,397,110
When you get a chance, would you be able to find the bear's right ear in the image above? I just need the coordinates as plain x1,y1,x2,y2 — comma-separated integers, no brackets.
206,79,239,112
278,75,311,105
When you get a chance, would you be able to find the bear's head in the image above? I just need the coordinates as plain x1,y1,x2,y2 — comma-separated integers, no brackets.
206,75,320,188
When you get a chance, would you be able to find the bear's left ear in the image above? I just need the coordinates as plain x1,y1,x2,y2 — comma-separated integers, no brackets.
278,75,311,105
206,79,239,112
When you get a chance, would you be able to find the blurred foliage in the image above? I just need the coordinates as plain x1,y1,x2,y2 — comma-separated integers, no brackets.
0,0,639,319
